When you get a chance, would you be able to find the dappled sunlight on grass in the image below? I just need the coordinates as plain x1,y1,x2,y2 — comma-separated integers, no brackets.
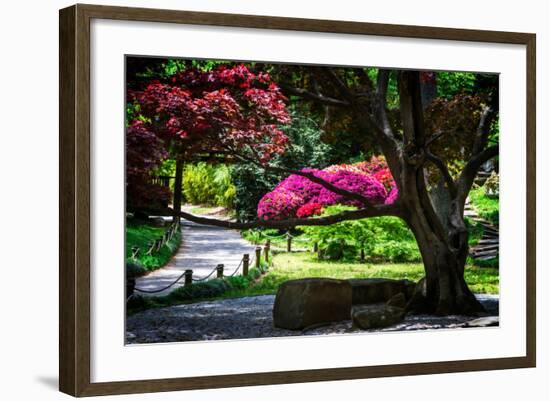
221,252,499,299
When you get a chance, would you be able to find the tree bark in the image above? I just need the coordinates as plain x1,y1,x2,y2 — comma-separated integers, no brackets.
172,157,184,224
404,196,485,316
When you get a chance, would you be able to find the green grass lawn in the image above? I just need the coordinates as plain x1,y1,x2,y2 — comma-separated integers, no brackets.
241,228,314,251
469,187,499,225
126,220,181,271
222,252,499,298
128,250,498,314
465,217,485,246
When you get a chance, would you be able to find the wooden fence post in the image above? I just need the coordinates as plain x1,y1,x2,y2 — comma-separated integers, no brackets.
264,240,271,263
286,232,292,252
216,264,224,278
255,247,262,269
126,277,135,298
242,254,249,276
184,269,193,287
313,242,318,253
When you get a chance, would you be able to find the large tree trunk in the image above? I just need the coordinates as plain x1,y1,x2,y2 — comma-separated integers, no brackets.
404,198,485,316
172,157,184,224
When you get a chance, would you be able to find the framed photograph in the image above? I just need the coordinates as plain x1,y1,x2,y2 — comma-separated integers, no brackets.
59,4,536,397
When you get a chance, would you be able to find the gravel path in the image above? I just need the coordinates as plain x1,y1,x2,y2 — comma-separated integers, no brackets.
126,294,499,344
134,212,256,296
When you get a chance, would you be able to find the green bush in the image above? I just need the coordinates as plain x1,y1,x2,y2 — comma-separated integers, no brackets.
241,229,265,245
168,278,231,301
182,162,236,208
303,206,421,262
127,268,265,314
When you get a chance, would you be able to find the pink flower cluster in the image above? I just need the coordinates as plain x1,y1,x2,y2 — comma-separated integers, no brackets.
257,158,398,220
384,187,399,205
296,203,323,218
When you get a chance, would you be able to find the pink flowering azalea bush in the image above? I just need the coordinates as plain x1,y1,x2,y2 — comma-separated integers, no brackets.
257,156,398,220
256,190,303,221
384,187,399,205
296,202,323,218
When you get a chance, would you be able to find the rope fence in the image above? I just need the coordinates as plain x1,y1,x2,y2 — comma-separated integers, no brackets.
130,242,271,297
131,220,181,260
246,229,316,253
127,220,375,301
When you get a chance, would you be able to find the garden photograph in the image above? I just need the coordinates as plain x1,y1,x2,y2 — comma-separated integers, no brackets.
124,56,500,344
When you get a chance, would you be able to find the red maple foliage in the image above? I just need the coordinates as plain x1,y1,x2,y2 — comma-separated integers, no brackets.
126,120,171,209
126,64,291,209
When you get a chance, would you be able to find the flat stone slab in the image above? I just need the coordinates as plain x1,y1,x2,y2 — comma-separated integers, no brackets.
347,278,416,305
273,278,352,330
352,304,405,330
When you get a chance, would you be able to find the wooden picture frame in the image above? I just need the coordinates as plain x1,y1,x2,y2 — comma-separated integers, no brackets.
59,3,536,397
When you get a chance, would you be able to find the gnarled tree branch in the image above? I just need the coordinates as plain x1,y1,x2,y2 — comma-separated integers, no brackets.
472,105,495,155
231,148,382,207
426,151,458,198
147,204,402,230
278,83,349,107
456,145,499,204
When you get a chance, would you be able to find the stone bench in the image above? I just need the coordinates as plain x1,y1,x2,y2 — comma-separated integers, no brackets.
273,277,416,330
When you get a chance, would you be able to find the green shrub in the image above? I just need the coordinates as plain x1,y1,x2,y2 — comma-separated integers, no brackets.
182,163,236,208
303,206,421,262
241,229,264,245
167,279,231,302
127,268,266,314
371,240,420,263
232,163,280,222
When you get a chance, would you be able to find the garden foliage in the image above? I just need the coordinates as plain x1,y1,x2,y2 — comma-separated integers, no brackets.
127,63,290,209
302,205,421,262
231,106,335,221
182,163,236,208
257,156,396,221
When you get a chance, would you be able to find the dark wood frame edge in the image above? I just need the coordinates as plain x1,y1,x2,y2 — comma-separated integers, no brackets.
59,3,536,397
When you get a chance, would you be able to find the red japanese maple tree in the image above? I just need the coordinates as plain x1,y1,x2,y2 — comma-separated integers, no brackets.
126,64,291,212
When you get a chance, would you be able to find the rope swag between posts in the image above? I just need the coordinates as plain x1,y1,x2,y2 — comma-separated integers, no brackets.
128,244,270,298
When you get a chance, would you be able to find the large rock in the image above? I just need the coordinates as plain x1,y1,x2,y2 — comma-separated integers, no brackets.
386,292,407,309
352,304,405,330
347,278,416,305
273,278,352,330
